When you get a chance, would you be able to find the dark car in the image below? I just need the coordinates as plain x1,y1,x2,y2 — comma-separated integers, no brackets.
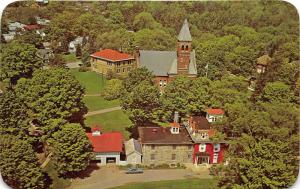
125,167,143,174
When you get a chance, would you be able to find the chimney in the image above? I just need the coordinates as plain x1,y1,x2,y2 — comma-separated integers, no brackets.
134,46,140,68
174,111,179,123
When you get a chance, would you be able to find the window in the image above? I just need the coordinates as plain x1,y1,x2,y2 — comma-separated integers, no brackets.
117,69,120,73
151,145,155,150
163,80,167,87
213,144,220,152
159,80,163,86
188,145,192,150
181,45,184,50
188,154,191,159
213,153,218,164
199,143,206,152
173,145,177,150
123,68,125,72
171,154,176,160
151,154,155,160
185,45,188,51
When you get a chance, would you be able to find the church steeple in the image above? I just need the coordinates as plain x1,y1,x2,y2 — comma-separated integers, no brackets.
177,19,192,75
177,19,192,42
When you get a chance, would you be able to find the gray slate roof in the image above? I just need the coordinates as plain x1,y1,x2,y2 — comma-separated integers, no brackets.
177,19,192,42
139,50,197,76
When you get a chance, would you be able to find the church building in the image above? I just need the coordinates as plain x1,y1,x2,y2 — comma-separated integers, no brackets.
135,19,198,91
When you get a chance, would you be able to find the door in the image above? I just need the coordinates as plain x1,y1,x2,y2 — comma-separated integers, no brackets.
213,153,218,164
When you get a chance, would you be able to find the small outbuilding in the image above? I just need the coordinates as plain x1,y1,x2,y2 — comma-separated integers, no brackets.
125,139,142,165
86,127,123,165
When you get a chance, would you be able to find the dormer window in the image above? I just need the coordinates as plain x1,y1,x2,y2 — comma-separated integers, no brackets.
171,127,179,134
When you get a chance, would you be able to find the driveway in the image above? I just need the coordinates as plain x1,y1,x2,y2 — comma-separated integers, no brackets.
68,165,211,189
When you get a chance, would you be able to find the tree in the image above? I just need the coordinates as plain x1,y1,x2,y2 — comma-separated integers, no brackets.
160,76,192,121
122,81,160,126
45,11,78,52
102,79,122,100
0,42,42,85
14,30,43,48
75,44,82,57
219,135,297,189
134,28,175,51
261,81,293,103
48,53,66,67
188,77,212,114
15,68,87,128
0,90,29,136
133,12,161,31
47,123,93,177
121,67,155,94
81,44,91,66
0,134,48,189
210,75,250,108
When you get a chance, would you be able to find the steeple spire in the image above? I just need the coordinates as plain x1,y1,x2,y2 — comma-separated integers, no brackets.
177,19,192,42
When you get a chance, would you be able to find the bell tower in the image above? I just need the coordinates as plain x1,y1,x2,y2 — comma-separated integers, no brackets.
177,19,192,75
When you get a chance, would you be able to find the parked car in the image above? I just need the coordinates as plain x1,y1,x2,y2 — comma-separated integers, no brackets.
125,167,143,174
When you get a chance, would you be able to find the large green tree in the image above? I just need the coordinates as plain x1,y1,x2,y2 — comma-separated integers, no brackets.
122,81,160,126
0,134,48,189
0,90,29,136
160,76,192,121
102,79,122,100
0,42,42,85
15,68,87,128
47,123,93,177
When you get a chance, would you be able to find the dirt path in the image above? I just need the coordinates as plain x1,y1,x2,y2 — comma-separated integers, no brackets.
68,166,211,189
84,106,122,117
84,94,102,97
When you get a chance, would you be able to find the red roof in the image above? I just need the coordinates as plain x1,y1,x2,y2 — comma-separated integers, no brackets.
170,122,180,128
207,108,224,115
91,49,134,62
86,132,123,153
91,125,102,132
24,24,40,30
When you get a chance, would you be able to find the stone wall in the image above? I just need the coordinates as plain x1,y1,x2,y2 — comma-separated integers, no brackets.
142,144,193,166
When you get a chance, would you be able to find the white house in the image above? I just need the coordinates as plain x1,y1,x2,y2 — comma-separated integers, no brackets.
68,36,84,53
125,139,142,165
206,108,224,123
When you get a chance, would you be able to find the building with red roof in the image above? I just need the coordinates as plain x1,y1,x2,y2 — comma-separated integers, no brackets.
86,127,124,165
206,108,224,123
90,49,135,76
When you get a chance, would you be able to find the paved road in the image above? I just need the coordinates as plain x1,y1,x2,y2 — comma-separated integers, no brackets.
69,165,210,189
84,107,122,117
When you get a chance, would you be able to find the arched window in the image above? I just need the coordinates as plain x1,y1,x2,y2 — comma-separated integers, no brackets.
181,45,184,50
185,45,188,50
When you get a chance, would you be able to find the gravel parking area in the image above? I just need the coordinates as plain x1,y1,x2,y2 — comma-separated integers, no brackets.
68,165,211,189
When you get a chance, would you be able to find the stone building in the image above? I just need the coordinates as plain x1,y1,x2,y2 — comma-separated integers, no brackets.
138,123,194,166
90,49,135,76
135,19,197,92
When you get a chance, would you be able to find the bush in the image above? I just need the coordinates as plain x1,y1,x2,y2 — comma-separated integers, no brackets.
102,79,122,100
79,66,90,72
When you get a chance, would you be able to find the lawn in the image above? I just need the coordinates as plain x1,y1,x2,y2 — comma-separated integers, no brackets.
109,178,218,189
69,68,106,95
43,161,71,189
85,110,132,139
83,96,120,111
